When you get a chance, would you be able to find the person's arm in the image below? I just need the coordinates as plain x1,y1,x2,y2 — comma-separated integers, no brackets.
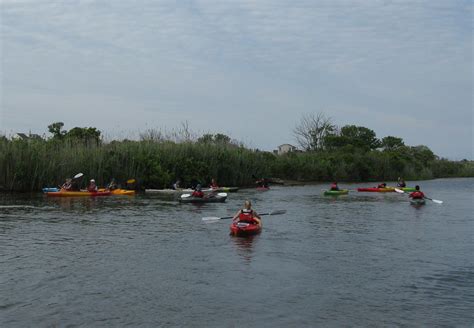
233,210,241,221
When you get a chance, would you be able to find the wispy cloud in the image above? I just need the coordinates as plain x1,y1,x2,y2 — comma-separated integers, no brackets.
1,0,472,158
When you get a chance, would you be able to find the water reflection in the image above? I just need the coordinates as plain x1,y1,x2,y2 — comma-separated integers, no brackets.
231,235,259,264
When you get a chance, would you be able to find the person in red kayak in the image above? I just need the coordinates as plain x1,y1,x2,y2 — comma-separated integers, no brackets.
409,185,425,200
330,182,339,191
377,183,387,188
233,200,261,224
191,184,205,198
209,178,219,189
87,179,98,192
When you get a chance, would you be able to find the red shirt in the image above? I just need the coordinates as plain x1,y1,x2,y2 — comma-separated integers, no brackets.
409,191,425,199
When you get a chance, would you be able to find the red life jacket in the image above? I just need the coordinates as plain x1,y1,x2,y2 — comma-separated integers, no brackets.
330,183,338,190
238,209,258,224
192,190,204,198
410,191,424,199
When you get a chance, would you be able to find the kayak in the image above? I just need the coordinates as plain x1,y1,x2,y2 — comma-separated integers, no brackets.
256,187,270,191
213,187,239,192
46,191,111,197
324,189,349,196
179,193,227,203
230,220,262,237
397,187,416,192
357,187,394,193
146,188,213,195
42,187,59,193
99,188,135,195
410,198,426,206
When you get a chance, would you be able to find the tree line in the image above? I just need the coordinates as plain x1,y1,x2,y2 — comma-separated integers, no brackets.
0,119,472,192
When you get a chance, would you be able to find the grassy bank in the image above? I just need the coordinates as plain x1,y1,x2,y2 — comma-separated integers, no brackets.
1,137,472,192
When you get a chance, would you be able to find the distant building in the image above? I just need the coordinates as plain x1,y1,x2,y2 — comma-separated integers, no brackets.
12,133,43,141
275,143,297,155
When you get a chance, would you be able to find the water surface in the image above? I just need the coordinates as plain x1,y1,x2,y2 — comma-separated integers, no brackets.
1,178,473,326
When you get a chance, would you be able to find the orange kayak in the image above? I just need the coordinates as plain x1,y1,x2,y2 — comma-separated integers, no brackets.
46,191,111,197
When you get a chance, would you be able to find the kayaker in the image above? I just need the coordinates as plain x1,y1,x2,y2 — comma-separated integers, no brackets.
256,178,269,188
61,178,73,191
191,184,204,198
233,200,261,224
330,182,340,191
209,178,219,189
107,178,118,190
377,183,387,188
397,177,406,188
409,185,425,200
87,179,98,192
172,179,181,190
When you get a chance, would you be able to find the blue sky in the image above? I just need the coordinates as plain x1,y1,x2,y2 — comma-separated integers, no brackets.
1,0,472,159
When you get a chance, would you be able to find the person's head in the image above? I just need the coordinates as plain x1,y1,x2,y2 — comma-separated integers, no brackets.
196,184,202,191
211,178,216,183
90,179,95,184
415,185,420,191
244,200,252,210
383,183,387,187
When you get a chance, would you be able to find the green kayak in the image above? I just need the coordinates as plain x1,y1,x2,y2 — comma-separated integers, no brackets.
397,187,416,192
324,189,349,196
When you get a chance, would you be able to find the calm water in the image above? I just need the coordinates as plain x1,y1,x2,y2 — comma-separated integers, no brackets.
1,178,473,327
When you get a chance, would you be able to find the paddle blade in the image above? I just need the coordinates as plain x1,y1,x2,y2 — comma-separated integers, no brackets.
217,192,227,197
73,173,84,179
394,188,405,194
431,199,443,204
181,193,191,198
269,209,286,215
127,179,136,184
202,216,221,222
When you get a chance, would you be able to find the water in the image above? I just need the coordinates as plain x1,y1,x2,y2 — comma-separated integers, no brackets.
1,178,473,327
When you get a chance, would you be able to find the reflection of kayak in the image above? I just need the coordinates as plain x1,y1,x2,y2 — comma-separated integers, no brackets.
46,191,111,197
324,189,349,196
179,193,227,203
357,188,394,192
256,187,270,191
410,198,426,206
230,221,262,237
42,187,59,193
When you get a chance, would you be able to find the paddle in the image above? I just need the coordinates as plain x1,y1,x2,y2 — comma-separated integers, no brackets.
73,173,84,179
202,209,286,222
394,188,443,204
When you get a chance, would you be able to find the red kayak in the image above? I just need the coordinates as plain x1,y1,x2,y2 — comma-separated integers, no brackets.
230,221,262,237
357,187,394,193
256,186,270,191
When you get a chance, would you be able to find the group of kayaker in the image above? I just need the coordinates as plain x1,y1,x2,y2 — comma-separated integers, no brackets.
59,174,127,193
329,177,426,201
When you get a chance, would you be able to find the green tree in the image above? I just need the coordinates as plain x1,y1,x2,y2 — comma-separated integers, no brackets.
381,136,404,151
339,125,381,150
48,122,66,139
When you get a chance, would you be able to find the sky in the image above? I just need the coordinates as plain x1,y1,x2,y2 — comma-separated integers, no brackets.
1,0,472,159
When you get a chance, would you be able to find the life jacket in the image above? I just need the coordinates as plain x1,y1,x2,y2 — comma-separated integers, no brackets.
238,209,258,224
87,185,97,192
410,191,424,199
330,183,339,191
192,190,204,198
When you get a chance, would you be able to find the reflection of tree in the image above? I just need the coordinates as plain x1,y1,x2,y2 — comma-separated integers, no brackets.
231,235,259,264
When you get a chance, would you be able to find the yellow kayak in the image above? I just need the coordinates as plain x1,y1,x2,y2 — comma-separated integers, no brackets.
98,188,135,195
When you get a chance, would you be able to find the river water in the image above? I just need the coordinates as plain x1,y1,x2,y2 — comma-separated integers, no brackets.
1,178,473,327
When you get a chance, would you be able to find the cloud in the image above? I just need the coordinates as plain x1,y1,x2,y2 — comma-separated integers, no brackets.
1,0,472,158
